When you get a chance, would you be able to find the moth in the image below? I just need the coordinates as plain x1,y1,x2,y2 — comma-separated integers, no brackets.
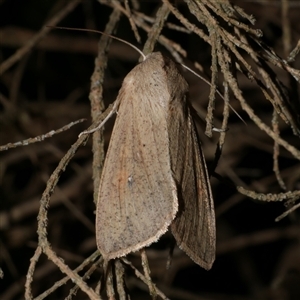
95,52,215,270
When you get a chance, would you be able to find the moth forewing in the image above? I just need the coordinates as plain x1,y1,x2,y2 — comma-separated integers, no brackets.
170,109,215,270
96,52,180,260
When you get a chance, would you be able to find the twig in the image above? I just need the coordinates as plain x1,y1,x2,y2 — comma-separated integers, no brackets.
122,258,169,300
0,119,86,151
237,186,300,202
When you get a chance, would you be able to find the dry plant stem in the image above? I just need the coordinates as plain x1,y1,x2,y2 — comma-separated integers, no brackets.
25,246,42,299
95,281,101,297
237,186,300,202
136,17,186,62
134,11,191,33
221,30,277,110
32,251,100,300
219,82,230,146
140,249,157,299
89,9,121,204
124,0,141,42
0,119,86,151
35,109,111,299
256,57,295,129
237,34,299,134
129,7,187,61
0,0,81,74
114,260,128,300
186,0,300,88
101,0,129,18
276,202,300,221
198,3,271,99
162,0,210,44
284,64,300,82
45,248,99,300
233,5,256,25
65,257,102,300
204,0,262,37
216,0,234,16
215,38,300,160
287,39,300,62
231,33,299,134
205,28,218,138
189,0,299,134
163,22,191,33
122,258,169,300
210,54,230,176
100,0,186,61
106,263,115,299
186,1,279,122
260,42,300,82
38,246,100,299
217,162,300,217
189,1,218,31
272,111,287,190
142,3,170,55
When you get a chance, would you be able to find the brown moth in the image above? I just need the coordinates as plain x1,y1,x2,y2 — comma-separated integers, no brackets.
96,52,215,270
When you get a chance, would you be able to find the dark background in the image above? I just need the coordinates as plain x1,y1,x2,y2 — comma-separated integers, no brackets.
1,0,300,299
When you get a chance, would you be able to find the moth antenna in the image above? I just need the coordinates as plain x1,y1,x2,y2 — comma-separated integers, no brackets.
47,26,146,61
47,26,146,137
181,63,247,126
